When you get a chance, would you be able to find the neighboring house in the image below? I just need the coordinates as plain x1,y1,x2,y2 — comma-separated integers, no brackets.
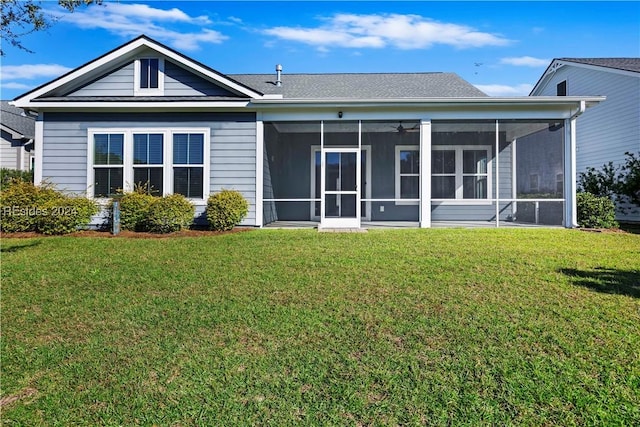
12,35,604,229
531,58,640,222
1,100,35,171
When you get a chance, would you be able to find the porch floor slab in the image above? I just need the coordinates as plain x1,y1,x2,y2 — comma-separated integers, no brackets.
263,221,560,229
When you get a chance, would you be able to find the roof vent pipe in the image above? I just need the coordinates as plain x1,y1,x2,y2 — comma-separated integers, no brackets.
275,64,282,87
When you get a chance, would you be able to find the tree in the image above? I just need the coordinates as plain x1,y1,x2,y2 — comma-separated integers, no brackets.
0,0,101,56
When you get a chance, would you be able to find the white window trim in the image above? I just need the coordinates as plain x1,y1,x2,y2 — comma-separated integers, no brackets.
431,145,493,205
134,57,165,96
170,130,210,201
395,145,420,205
87,128,210,203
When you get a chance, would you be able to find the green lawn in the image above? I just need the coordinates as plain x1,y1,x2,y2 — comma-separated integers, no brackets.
1,229,639,425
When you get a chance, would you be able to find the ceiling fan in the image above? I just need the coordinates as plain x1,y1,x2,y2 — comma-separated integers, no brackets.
394,121,420,134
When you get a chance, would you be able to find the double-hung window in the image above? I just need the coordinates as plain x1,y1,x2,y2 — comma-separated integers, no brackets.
133,133,164,195
432,146,491,201
92,133,124,197
395,146,420,203
173,133,204,199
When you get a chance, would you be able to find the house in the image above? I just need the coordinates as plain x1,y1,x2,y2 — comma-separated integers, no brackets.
1,100,35,171
530,58,640,222
11,35,604,229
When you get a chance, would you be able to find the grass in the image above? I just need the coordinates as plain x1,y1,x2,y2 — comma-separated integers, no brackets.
1,228,639,425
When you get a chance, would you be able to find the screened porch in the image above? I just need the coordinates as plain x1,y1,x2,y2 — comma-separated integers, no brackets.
262,119,566,228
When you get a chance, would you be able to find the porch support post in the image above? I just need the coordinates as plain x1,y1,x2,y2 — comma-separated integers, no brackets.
564,116,578,227
255,114,264,227
419,119,431,228
34,114,44,186
495,120,500,227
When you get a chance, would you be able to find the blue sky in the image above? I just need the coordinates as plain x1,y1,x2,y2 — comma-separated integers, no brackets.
1,1,638,99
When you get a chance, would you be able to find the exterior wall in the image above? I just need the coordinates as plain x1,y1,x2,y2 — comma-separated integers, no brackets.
70,63,135,96
164,62,235,96
1,132,25,170
70,60,237,98
41,112,257,226
535,65,640,221
430,132,513,222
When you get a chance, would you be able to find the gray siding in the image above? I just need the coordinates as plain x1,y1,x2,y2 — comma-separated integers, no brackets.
534,65,640,221
210,121,257,225
42,112,257,226
70,62,135,96
69,60,238,98
164,61,237,96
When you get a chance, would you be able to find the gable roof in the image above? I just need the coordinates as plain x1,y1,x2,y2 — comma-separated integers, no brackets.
12,35,264,107
530,57,640,95
558,58,640,73
12,35,488,109
231,73,487,99
1,100,35,139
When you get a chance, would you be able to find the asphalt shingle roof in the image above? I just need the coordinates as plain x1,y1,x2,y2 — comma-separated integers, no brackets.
230,72,488,98
1,101,35,138
559,58,640,73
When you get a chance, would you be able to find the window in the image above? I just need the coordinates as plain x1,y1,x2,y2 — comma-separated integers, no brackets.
92,133,124,197
557,80,567,96
529,174,539,192
556,173,564,195
395,146,419,203
432,146,491,200
133,133,163,194
135,58,164,95
88,128,208,200
173,133,204,199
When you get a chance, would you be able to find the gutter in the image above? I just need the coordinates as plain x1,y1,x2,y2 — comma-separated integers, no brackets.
570,100,587,119
249,96,605,108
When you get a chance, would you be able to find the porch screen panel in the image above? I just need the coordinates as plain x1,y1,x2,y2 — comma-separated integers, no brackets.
361,120,420,223
263,122,319,223
431,121,495,222
500,120,565,225
323,121,358,148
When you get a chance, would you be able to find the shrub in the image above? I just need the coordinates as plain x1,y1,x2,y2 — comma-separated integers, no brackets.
206,190,249,231
37,197,98,235
0,181,97,234
117,192,158,231
0,181,61,232
146,194,194,233
1,168,33,191
577,192,618,229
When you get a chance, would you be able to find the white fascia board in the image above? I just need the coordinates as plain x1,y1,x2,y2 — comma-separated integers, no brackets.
13,38,150,107
0,124,25,140
16,101,252,109
13,38,263,108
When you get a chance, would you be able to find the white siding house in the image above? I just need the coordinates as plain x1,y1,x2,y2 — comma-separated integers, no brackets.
531,58,640,222
1,101,35,171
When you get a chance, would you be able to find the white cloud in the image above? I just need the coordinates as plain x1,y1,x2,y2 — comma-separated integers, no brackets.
500,56,549,67
51,2,226,51
1,82,32,90
474,83,533,96
1,64,72,81
263,13,511,50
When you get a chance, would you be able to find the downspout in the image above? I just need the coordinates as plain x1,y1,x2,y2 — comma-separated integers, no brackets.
566,100,586,227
